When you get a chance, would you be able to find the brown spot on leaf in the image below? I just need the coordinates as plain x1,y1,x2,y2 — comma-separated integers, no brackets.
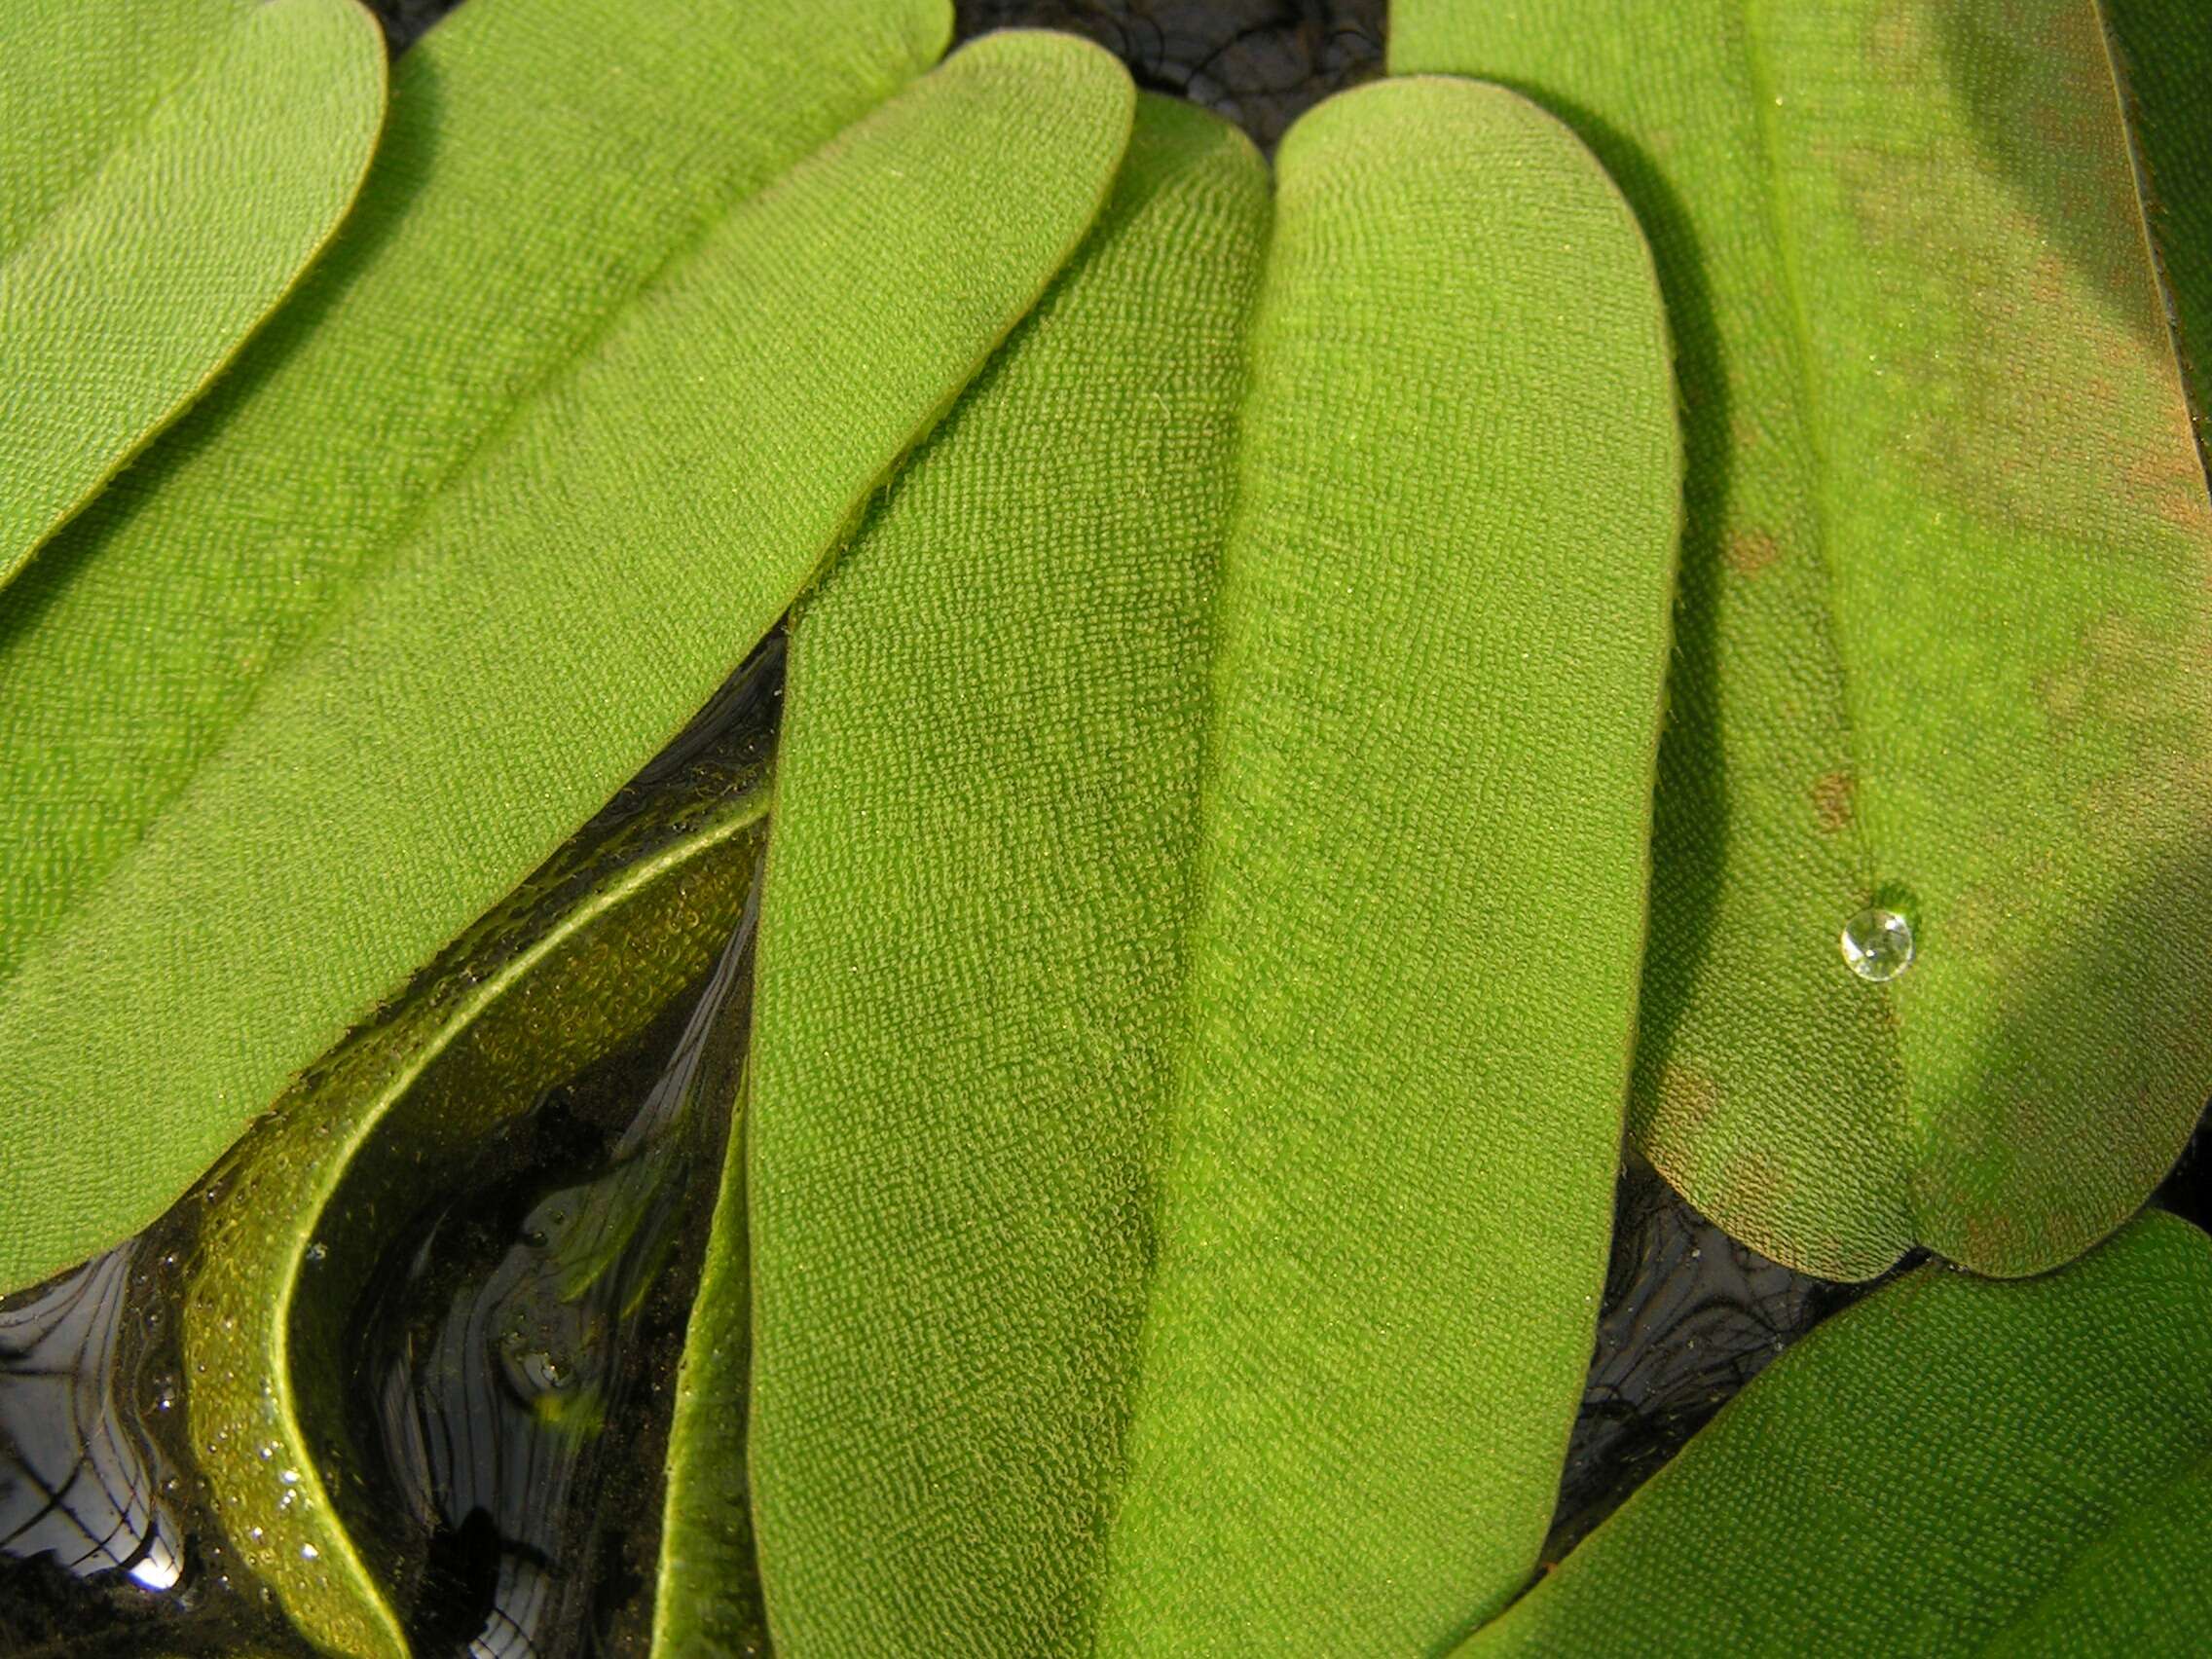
1724,529,1779,577
2122,439,2212,534
1654,1065,1721,1137
1958,1204,2027,1267
1811,769,1855,833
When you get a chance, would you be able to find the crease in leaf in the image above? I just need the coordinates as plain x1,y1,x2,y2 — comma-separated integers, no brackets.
743,81,1679,1655
0,0,387,584
0,1,1135,1297
649,1051,768,1659
2102,0,2212,465
182,728,773,1659
1464,1210,2212,1655
1393,0,2212,1278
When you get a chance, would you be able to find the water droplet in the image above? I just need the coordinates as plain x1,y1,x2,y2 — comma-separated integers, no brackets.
300,1543,320,1562
1840,906,1914,981
279,1468,301,1486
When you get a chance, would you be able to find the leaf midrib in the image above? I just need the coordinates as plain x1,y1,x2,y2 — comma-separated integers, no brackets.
1734,1,1916,1200
0,0,262,270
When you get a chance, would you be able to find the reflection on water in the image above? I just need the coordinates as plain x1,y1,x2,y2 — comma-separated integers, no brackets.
366,886,758,1658
0,638,781,1656
0,1242,182,1594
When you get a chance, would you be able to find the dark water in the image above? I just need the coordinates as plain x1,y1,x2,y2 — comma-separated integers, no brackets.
1543,1160,1907,1565
0,636,780,1657
357,898,756,1659
0,951,755,1659
359,0,1386,150
954,0,1384,147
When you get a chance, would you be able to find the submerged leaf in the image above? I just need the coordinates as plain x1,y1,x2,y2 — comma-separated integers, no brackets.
0,0,1134,1297
1394,0,2212,1278
742,82,1678,1653
184,744,771,1659
0,0,386,583
1465,1210,2212,1655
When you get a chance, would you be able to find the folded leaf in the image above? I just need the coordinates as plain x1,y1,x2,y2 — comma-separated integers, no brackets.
0,0,385,583
185,753,771,1659
1464,1210,2212,1655
746,81,1678,1654
1394,0,2212,1278
0,1,1133,1296
2104,0,2212,443
651,1061,768,1658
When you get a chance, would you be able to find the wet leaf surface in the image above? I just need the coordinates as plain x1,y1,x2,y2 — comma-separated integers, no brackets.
173,645,776,1659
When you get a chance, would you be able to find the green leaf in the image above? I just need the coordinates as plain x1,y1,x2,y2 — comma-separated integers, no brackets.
2105,0,2212,451
742,82,1679,1654
0,0,386,584
0,1,1133,1297
1463,1210,2212,1655
650,1060,768,1658
184,756,771,1659
1393,0,2212,1278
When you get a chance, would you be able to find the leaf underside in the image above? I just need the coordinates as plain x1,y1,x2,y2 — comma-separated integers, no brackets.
743,80,1679,1655
1394,0,2212,1278
1465,1210,2212,1656
0,0,386,585
0,0,1135,1297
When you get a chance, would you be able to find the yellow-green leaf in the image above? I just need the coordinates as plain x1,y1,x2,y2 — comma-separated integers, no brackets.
1465,1211,2212,1656
1395,0,2212,1278
0,0,386,582
0,1,1133,1297
185,765,770,1659
742,81,1679,1654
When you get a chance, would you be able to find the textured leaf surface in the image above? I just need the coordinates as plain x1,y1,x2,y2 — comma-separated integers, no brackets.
0,0,385,583
2106,0,2212,445
0,0,1132,1297
1395,0,2212,1277
1464,1210,2212,1656
185,766,770,1659
746,80,1678,1655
